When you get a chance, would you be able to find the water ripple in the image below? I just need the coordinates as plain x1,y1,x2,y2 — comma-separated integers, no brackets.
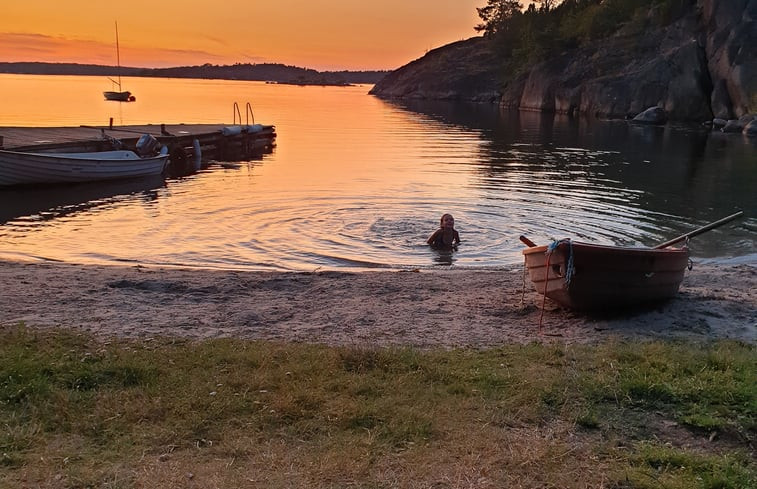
0,80,754,269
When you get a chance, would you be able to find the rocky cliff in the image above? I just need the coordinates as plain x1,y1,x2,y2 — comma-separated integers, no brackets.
370,0,756,122
365,37,503,103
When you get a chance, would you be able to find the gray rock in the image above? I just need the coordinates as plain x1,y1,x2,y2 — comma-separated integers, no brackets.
710,79,733,119
712,117,728,127
368,38,502,103
633,106,668,124
743,119,757,136
702,0,757,118
722,119,745,132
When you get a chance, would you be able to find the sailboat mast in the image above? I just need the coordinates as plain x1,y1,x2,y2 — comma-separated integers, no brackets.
115,21,122,89
103,20,133,101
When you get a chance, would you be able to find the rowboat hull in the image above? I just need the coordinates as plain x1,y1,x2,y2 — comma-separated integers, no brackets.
523,240,690,310
0,149,168,186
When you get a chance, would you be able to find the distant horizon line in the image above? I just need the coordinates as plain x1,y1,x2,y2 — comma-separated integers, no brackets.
0,60,392,74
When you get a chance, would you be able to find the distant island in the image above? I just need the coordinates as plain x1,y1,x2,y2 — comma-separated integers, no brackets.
0,62,388,86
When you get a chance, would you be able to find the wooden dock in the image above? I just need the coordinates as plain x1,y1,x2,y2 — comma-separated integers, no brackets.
0,123,276,169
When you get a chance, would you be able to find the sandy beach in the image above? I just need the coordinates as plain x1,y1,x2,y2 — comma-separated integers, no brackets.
1,260,755,346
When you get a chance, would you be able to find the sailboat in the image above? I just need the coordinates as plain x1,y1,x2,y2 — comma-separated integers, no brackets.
103,22,135,102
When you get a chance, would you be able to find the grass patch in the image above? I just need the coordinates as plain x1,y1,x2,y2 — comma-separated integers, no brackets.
626,442,755,489
0,325,754,488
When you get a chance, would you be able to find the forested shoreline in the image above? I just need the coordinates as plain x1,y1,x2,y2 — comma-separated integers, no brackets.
0,61,387,85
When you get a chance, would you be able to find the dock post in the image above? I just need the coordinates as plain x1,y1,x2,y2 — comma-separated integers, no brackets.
109,117,114,129
218,133,229,161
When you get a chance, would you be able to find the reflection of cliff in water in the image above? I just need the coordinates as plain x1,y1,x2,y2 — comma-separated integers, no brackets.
0,175,166,224
384,99,503,131
382,99,755,228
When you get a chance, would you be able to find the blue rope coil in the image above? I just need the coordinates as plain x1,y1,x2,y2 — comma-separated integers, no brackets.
547,239,575,286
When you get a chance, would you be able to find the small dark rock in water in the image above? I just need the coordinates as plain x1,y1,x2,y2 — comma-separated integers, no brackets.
722,119,745,133
723,114,757,133
712,118,727,128
632,106,667,125
744,119,757,137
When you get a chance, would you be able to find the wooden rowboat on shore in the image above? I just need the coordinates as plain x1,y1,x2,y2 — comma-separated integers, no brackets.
521,212,743,311
522,240,690,310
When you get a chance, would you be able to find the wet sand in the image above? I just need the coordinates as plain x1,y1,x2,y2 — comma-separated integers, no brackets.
2,260,755,346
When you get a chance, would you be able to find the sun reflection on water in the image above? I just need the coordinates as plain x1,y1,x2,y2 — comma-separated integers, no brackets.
0,75,754,270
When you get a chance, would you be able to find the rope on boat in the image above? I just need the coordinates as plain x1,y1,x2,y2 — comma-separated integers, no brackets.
539,250,551,333
538,239,575,332
521,260,527,307
685,237,694,271
547,239,575,286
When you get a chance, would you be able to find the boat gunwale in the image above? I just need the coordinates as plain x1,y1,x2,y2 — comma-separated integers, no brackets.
521,241,690,257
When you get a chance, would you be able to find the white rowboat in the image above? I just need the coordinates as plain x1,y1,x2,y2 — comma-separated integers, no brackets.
0,148,169,186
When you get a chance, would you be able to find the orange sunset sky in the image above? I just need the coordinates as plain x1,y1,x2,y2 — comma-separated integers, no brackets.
0,0,513,71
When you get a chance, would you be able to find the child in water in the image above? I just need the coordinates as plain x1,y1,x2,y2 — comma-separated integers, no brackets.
427,213,460,249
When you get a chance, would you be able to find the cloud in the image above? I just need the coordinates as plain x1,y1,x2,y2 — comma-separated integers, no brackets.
0,32,113,64
0,31,242,68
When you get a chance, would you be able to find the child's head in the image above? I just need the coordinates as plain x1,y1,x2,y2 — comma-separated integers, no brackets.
440,213,455,228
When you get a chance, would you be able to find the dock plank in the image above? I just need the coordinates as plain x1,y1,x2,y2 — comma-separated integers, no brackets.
0,124,230,149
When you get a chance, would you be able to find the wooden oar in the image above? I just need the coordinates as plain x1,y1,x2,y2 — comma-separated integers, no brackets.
653,210,744,249
519,235,537,247
80,125,163,136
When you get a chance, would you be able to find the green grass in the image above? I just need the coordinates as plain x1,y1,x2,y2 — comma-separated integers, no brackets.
1,324,754,488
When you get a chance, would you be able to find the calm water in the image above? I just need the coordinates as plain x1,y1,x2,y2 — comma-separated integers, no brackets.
0,74,755,270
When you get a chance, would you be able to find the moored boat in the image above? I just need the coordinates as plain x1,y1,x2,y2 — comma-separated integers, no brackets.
103,22,135,102
103,90,134,102
522,240,690,310
0,136,169,186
